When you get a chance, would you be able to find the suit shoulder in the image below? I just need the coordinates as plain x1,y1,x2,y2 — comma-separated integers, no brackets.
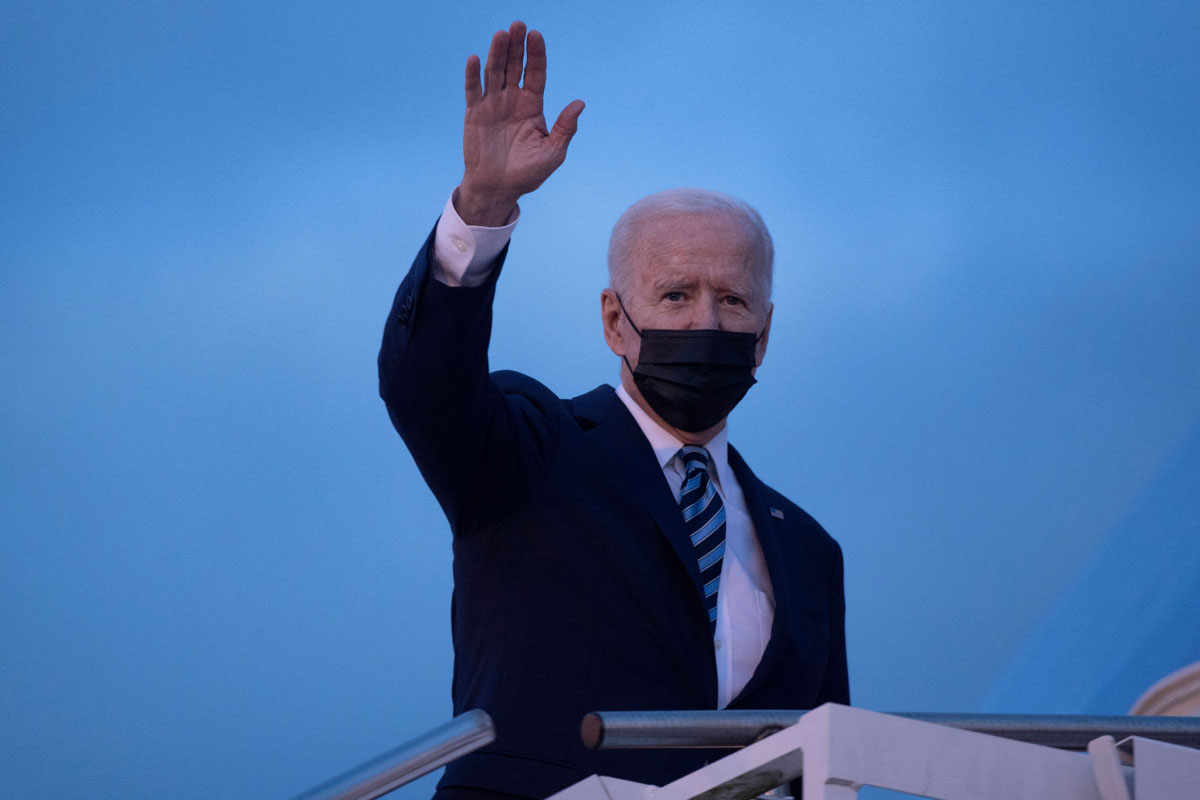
490,368,561,402
489,373,617,427
755,479,842,559
762,483,830,531
489,370,579,423
729,446,839,549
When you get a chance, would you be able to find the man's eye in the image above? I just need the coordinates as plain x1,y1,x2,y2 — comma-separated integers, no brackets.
723,296,745,306
664,291,684,302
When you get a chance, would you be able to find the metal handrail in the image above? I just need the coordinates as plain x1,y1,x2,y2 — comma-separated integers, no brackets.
581,709,1200,751
292,709,495,800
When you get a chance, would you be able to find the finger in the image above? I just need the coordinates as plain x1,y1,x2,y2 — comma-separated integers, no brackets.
524,29,546,94
465,54,482,106
549,99,585,150
483,30,508,94
505,21,526,90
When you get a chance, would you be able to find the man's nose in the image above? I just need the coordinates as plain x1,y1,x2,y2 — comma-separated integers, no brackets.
689,297,722,330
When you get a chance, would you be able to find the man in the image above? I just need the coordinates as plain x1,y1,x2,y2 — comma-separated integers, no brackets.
379,21,848,800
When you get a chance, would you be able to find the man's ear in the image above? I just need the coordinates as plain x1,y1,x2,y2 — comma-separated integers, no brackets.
601,288,628,357
754,302,773,367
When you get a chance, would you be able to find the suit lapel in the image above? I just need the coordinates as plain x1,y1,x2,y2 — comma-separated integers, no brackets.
571,386,707,606
727,445,794,703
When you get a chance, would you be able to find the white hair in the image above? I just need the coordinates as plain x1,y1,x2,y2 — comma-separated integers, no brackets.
606,188,774,298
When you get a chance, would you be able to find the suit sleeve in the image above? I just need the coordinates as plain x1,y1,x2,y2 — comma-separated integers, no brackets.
378,224,560,533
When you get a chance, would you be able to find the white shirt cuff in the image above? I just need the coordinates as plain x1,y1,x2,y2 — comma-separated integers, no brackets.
431,191,519,287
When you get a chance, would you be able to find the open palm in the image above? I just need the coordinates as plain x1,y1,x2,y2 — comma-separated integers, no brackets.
458,22,584,225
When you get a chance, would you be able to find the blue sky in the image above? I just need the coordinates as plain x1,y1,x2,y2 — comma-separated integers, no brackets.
2,2,1198,798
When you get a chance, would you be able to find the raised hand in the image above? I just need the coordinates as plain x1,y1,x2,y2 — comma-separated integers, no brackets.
456,21,585,226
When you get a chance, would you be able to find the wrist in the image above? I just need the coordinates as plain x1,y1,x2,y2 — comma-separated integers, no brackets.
454,182,520,227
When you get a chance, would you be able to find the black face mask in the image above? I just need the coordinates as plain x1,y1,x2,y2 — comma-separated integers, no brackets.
617,295,762,433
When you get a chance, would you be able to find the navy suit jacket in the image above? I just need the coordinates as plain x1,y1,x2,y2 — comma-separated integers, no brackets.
379,227,848,799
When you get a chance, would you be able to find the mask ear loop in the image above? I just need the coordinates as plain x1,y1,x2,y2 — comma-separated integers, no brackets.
614,292,644,337
614,293,643,377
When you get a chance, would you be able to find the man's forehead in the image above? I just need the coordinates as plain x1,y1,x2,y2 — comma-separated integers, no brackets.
632,213,758,258
634,209,758,252
635,208,750,237
613,204,771,299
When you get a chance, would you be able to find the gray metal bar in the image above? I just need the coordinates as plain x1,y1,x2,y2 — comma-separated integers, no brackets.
293,709,495,800
581,710,1200,751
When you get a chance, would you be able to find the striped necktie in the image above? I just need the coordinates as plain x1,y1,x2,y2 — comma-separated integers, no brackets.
677,446,726,632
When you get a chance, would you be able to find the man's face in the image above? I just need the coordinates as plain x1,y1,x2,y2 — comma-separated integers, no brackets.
603,210,773,371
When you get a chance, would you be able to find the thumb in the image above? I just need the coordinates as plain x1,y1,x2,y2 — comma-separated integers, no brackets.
549,99,585,150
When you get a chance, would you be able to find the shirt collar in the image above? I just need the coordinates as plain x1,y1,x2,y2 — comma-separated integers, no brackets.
615,383,730,487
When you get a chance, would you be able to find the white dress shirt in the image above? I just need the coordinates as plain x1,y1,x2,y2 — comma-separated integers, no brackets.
431,192,776,707
431,191,519,287
613,385,775,707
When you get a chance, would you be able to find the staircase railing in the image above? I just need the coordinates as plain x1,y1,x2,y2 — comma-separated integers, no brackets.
581,709,1200,751
292,709,494,800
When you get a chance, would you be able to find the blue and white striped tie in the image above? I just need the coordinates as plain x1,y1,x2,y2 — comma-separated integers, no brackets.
677,446,726,632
